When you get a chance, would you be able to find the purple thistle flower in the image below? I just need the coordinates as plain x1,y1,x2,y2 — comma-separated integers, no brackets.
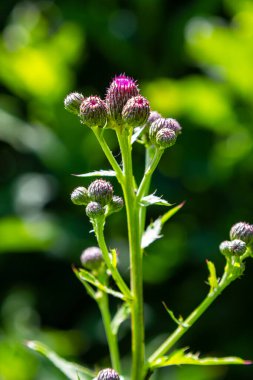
80,96,108,128
105,74,139,123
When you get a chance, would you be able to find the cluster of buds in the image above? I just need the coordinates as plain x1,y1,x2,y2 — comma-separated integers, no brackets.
64,74,151,128
97,368,120,380
219,222,253,257
70,179,124,220
148,117,182,149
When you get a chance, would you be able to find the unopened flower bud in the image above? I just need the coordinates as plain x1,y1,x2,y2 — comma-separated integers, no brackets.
97,368,120,380
155,128,177,149
166,118,182,136
230,239,247,256
219,241,231,256
122,95,150,127
88,179,113,206
86,201,105,218
109,195,124,213
146,111,162,126
80,96,108,127
149,117,169,143
71,187,90,205
230,222,253,245
64,92,84,115
105,74,139,123
80,246,103,270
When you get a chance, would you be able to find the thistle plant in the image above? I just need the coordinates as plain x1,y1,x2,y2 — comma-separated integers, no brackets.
27,74,253,380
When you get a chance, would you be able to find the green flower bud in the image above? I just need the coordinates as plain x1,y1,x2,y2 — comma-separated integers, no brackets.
219,240,231,256
80,96,108,127
86,201,105,218
108,195,124,213
230,222,253,245
97,368,120,380
71,187,90,205
230,239,247,256
155,128,177,149
64,92,84,115
80,246,104,270
122,95,150,127
88,179,113,206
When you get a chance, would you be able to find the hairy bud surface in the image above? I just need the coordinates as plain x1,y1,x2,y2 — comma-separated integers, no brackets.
80,96,108,127
64,92,84,115
71,187,90,205
122,95,150,127
105,74,139,123
86,201,105,218
97,368,120,380
81,246,103,270
88,179,113,206
230,222,253,245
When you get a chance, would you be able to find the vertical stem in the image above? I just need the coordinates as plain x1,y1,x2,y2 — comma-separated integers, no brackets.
98,292,121,373
117,129,145,380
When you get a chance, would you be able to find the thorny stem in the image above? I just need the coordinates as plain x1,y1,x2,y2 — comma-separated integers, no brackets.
97,291,121,373
116,128,145,380
147,258,243,369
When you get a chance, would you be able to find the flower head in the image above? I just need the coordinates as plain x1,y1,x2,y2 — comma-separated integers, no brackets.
71,187,90,205
80,96,108,127
105,74,139,123
64,92,84,115
122,95,150,127
155,128,177,149
97,368,120,380
86,201,105,218
88,179,113,206
230,222,253,245
80,246,104,270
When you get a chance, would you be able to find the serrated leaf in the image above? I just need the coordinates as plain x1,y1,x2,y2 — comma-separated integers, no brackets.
140,193,171,207
26,341,95,380
150,347,250,368
141,202,185,249
141,218,162,249
73,170,116,177
111,303,131,335
131,126,146,144
162,302,188,328
206,260,218,291
74,267,124,300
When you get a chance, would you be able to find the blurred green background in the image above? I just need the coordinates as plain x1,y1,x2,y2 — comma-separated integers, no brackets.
0,0,253,379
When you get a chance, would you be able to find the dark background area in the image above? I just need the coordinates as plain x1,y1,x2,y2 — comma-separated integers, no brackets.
0,0,253,379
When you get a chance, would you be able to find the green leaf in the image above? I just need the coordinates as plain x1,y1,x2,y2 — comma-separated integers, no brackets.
140,193,172,207
162,302,189,328
74,267,125,300
73,170,116,177
131,126,146,144
26,341,95,380
150,347,250,368
111,303,131,335
141,202,185,249
206,260,218,291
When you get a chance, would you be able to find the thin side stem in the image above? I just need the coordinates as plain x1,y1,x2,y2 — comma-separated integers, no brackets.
98,292,121,373
94,219,132,301
93,128,124,184
147,269,236,366
116,129,145,380
136,148,163,201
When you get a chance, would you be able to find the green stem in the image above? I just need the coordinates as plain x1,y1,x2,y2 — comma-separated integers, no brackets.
147,269,236,366
137,148,163,202
98,292,121,372
116,129,145,380
94,219,132,301
93,128,124,184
